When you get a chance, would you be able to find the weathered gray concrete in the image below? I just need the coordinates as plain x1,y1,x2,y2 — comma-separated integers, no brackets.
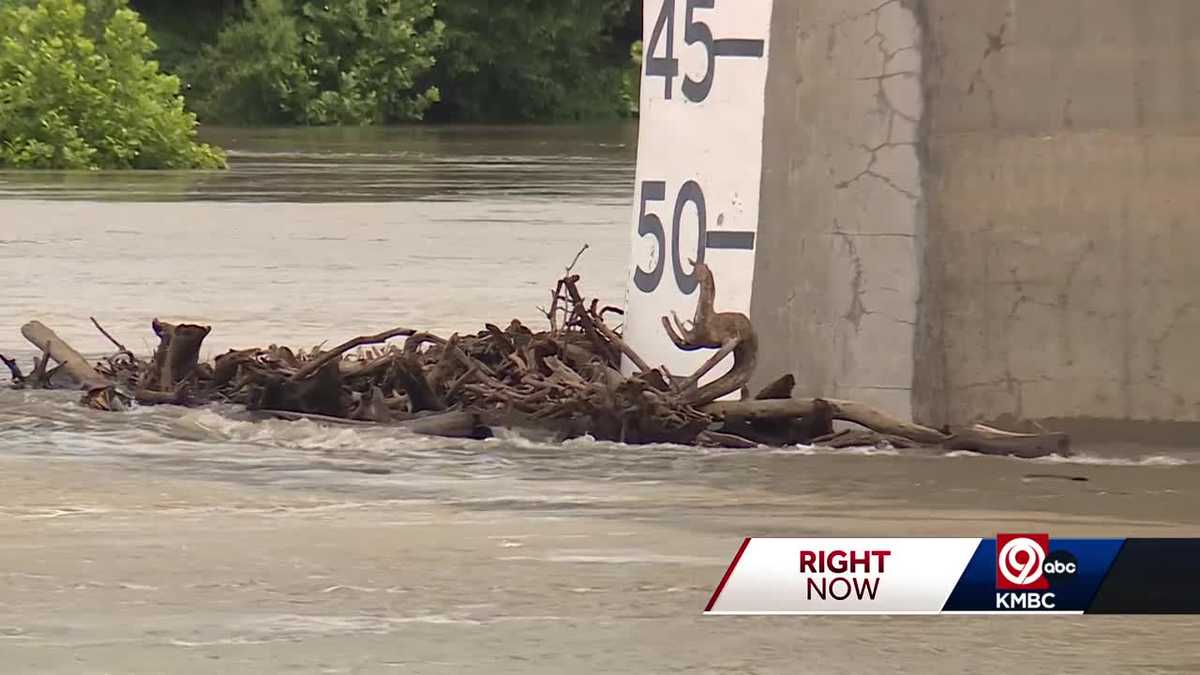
754,0,925,421
753,0,1200,433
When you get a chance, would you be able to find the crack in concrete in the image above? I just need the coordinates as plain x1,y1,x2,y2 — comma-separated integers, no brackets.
819,0,924,411
832,221,918,334
865,4,920,128
833,222,869,331
958,371,1072,421
1005,361,1024,419
966,10,1012,128
1149,301,1198,381
1055,242,1095,366
959,372,1076,420
1004,267,1057,321
1055,242,1095,313
1006,295,1059,321
833,2,921,201
834,141,920,200
829,0,903,32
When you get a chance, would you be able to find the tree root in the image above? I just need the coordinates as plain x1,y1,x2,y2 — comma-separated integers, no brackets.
660,262,757,406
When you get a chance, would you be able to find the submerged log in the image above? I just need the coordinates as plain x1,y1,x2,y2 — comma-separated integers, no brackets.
401,411,492,440
696,430,760,449
20,321,109,389
944,424,1071,459
249,361,349,417
814,428,920,449
704,397,950,445
252,409,381,426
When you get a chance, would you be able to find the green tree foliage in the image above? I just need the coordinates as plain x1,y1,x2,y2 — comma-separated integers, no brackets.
128,1,235,76
430,0,635,121
0,0,225,169
182,0,308,125
188,0,443,125
620,40,643,118
299,0,442,124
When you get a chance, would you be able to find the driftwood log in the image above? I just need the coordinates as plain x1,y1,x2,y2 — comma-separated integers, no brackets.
2,263,1070,458
945,424,1071,459
146,320,211,391
20,320,109,390
704,398,949,445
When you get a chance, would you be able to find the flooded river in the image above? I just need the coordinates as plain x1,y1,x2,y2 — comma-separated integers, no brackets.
1,127,1198,673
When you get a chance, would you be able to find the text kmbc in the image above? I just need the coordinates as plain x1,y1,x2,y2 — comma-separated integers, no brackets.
995,533,1078,610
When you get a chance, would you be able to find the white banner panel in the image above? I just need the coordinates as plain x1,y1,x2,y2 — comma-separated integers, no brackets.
706,538,982,615
623,0,774,378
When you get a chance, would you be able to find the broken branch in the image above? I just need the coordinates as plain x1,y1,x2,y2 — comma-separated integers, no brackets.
291,326,414,381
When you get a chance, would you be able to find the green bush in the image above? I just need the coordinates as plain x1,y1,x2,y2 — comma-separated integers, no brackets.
188,0,443,125
0,0,225,169
126,1,229,77
298,0,442,124
431,0,634,121
183,0,310,125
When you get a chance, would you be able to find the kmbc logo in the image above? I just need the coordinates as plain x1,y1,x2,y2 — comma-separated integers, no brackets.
996,534,1050,590
994,533,1079,610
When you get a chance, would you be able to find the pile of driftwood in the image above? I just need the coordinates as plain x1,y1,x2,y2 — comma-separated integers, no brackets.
0,262,1069,458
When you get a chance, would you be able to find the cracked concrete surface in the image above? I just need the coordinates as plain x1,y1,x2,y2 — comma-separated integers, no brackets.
753,0,1200,433
752,0,923,419
920,0,1200,429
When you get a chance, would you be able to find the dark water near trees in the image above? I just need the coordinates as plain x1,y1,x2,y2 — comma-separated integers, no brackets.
0,126,638,203
1,126,1197,673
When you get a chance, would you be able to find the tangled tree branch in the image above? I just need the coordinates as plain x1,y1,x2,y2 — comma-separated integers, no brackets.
1,264,1068,458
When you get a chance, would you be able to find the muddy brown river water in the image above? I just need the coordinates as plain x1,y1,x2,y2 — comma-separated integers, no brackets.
1,126,1198,673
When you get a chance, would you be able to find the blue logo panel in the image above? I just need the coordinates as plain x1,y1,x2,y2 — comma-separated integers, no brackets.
943,538,1125,612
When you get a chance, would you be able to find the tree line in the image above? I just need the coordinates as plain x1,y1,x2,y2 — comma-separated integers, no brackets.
136,0,641,125
0,0,641,169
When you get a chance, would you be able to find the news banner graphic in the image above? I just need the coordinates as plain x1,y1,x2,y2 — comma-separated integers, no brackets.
705,536,1200,614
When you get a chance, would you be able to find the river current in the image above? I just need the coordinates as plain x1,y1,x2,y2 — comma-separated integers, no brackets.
1,126,1197,673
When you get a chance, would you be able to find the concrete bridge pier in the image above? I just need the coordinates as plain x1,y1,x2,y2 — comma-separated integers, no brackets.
751,0,1200,435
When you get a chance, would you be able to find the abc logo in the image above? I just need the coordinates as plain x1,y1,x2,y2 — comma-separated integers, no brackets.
1043,550,1078,584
